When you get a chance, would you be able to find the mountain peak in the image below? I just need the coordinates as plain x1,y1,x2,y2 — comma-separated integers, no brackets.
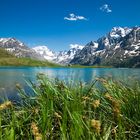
0,37,25,47
71,26,140,67
109,27,132,38
86,41,95,46
69,44,84,50
32,45,56,61
85,41,99,49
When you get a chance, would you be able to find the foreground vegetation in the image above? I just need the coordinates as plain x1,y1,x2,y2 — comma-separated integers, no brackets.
0,75,140,140
0,48,60,67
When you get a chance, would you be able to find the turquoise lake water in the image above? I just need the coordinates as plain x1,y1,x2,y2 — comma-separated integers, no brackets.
0,67,140,101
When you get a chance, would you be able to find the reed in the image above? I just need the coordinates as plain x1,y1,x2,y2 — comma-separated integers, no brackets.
0,75,140,139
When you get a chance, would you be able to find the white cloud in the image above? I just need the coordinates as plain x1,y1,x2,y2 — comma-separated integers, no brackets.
100,4,112,13
64,13,87,21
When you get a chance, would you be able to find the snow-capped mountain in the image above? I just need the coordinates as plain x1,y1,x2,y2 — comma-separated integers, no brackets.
109,27,132,38
0,38,84,64
54,44,84,64
70,26,140,67
32,46,57,61
0,38,41,59
96,27,133,50
0,38,27,53
0,38,25,48
32,44,84,64
70,41,99,65
0,26,140,67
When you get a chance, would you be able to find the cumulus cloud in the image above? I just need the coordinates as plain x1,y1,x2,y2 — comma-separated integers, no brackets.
100,4,112,13
64,13,87,21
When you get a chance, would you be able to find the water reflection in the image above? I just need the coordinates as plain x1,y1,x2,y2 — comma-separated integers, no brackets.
0,67,140,101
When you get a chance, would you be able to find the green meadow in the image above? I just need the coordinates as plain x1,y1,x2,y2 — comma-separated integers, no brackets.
0,48,60,67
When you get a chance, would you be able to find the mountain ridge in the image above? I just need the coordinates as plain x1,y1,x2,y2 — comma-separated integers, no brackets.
70,26,140,67
0,26,140,67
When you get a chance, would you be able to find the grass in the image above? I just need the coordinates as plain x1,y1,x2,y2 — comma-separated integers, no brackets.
0,57,61,67
0,75,140,140
0,48,60,67
0,48,15,58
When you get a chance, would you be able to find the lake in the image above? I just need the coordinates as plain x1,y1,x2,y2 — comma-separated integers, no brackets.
0,67,140,102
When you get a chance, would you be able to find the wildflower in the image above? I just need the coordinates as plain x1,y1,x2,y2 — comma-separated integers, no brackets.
82,96,90,100
112,100,120,119
113,107,120,116
31,122,42,140
15,110,25,116
112,127,117,134
105,93,113,101
82,96,90,106
91,119,101,133
0,101,12,110
54,112,62,119
92,100,100,109
105,93,121,119
32,107,39,114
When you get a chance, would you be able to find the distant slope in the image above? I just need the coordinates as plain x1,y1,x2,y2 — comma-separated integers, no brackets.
0,49,60,67
0,48,15,58
0,38,42,59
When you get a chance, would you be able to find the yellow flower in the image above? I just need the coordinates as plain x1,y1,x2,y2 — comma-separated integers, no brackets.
92,100,100,109
91,119,101,133
112,127,117,134
105,93,113,101
31,122,42,140
54,112,62,119
105,93,120,119
32,107,39,114
112,101,120,119
0,101,12,110
82,96,90,100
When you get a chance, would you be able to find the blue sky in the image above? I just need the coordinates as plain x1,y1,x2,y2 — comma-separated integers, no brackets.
0,0,140,51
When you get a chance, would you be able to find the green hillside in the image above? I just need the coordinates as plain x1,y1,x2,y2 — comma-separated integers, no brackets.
0,48,15,58
0,48,60,67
